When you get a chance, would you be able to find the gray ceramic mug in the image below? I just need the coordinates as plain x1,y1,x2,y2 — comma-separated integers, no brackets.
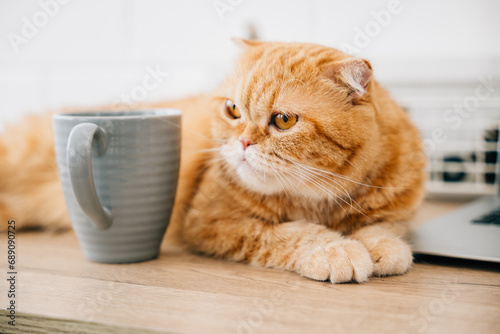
53,110,181,263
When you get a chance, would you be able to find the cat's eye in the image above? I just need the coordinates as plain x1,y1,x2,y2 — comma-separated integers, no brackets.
271,113,298,131
225,99,241,119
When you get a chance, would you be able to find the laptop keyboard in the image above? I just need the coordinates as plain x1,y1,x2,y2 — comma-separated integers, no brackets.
472,207,500,225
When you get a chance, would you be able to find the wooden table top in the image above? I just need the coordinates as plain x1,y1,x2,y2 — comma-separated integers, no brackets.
1,199,499,334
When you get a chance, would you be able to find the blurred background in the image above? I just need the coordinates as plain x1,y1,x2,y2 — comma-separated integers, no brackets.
1,0,499,197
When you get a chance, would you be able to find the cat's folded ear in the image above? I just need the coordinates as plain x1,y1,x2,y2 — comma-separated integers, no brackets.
324,58,372,102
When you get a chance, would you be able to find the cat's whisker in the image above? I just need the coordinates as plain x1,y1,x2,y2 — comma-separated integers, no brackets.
284,168,356,223
273,161,321,199
287,159,355,214
278,167,323,202
296,169,368,219
197,147,221,152
281,168,302,197
284,164,373,222
297,170,359,218
293,164,374,217
285,167,352,219
273,165,299,198
264,158,346,206
205,156,226,167
267,164,292,199
291,161,356,209
253,152,296,198
271,161,334,203
282,157,407,190
287,159,351,201
300,172,370,222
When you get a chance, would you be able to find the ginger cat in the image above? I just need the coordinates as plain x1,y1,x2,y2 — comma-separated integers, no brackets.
0,40,425,283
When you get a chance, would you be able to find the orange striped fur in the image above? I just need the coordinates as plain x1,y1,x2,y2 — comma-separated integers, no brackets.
0,41,425,283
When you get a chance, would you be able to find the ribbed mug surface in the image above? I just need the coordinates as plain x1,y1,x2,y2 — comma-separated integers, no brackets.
53,110,181,263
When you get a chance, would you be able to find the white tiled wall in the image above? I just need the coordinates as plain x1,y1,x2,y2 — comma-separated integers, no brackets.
1,0,499,129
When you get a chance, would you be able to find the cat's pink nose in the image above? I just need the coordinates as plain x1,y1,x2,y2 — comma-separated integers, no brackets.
239,138,253,150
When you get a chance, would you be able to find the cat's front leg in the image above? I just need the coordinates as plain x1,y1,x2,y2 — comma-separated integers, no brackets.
280,222,374,283
182,214,373,283
350,222,413,276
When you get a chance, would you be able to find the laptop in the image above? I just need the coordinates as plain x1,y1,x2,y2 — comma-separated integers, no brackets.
411,114,500,263
411,193,500,263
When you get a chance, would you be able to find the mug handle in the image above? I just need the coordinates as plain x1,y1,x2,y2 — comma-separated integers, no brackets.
66,123,113,230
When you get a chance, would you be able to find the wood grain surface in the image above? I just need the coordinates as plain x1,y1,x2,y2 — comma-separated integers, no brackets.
1,199,499,334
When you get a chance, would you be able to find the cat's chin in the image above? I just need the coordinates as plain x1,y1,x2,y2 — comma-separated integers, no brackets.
235,162,284,195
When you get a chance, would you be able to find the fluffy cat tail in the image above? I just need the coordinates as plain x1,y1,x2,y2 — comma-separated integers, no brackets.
0,113,70,232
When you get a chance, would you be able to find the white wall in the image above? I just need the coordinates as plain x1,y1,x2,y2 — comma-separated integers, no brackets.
1,0,499,128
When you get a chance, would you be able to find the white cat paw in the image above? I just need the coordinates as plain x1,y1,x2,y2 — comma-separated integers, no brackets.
299,239,373,283
366,237,413,276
